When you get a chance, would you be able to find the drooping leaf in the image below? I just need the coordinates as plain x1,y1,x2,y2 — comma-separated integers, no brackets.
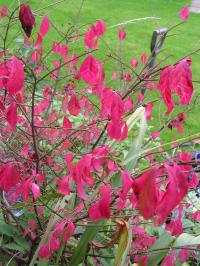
110,107,147,187
155,163,188,224
133,168,158,220
89,184,111,221
112,219,132,266
124,107,147,172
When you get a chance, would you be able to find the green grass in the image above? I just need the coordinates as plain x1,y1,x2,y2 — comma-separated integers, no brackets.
1,0,200,141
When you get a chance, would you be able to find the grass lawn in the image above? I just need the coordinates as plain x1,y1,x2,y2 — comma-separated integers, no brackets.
1,0,200,142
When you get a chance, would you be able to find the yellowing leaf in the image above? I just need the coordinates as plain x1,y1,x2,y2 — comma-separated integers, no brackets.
112,219,132,266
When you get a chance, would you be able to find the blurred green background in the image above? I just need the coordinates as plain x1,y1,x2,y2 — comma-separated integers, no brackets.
1,0,199,142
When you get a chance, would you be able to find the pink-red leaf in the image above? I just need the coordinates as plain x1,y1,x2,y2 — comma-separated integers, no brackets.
31,183,40,200
132,168,158,220
6,103,17,130
38,243,51,259
89,184,112,221
0,164,20,192
62,222,75,243
118,28,126,41
6,56,24,96
40,16,50,37
155,163,188,224
180,6,189,21
0,5,7,18
68,94,81,116
79,54,104,85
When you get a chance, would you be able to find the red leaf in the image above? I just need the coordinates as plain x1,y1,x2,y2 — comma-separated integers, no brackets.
6,56,24,96
107,120,128,141
118,28,126,41
63,116,72,134
132,168,158,220
39,243,51,259
84,20,106,48
21,178,32,202
124,98,133,111
180,6,189,21
62,94,68,113
140,53,148,64
96,20,106,36
157,59,193,114
131,58,138,68
79,54,105,85
49,236,60,252
121,170,133,200
165,218,183,236
57,176,70,195
162,252,176,266
151,131,160,139
68,94,80,116
19,144,29,157
191,210,200,222
171,59,193,106
6,103,17,130
62,222,75,243
157,65,175,114
89,184,112,221
0,6,7,18
145,102,153,120
179,249,189,262
0,164,20,192
155,163,188,224
31,183,40,200
110,93,125,121
84,24,98,48
40,16,50,37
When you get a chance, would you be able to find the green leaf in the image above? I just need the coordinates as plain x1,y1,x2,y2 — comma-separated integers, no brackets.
40,192,63,202
10,202,25,209
147,232,175,266
14,236,29,251
124,108,147,172
0,223,17,237
110,106,146,149
0,255,10,263
68,221,102,266
110,171,121,188
173,233,200,248
3,242,25,252
38,260,49,266
182,263,190,266
150,232,174,251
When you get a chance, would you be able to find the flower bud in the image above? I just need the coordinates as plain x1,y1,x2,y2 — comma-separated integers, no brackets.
19,4,35,38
